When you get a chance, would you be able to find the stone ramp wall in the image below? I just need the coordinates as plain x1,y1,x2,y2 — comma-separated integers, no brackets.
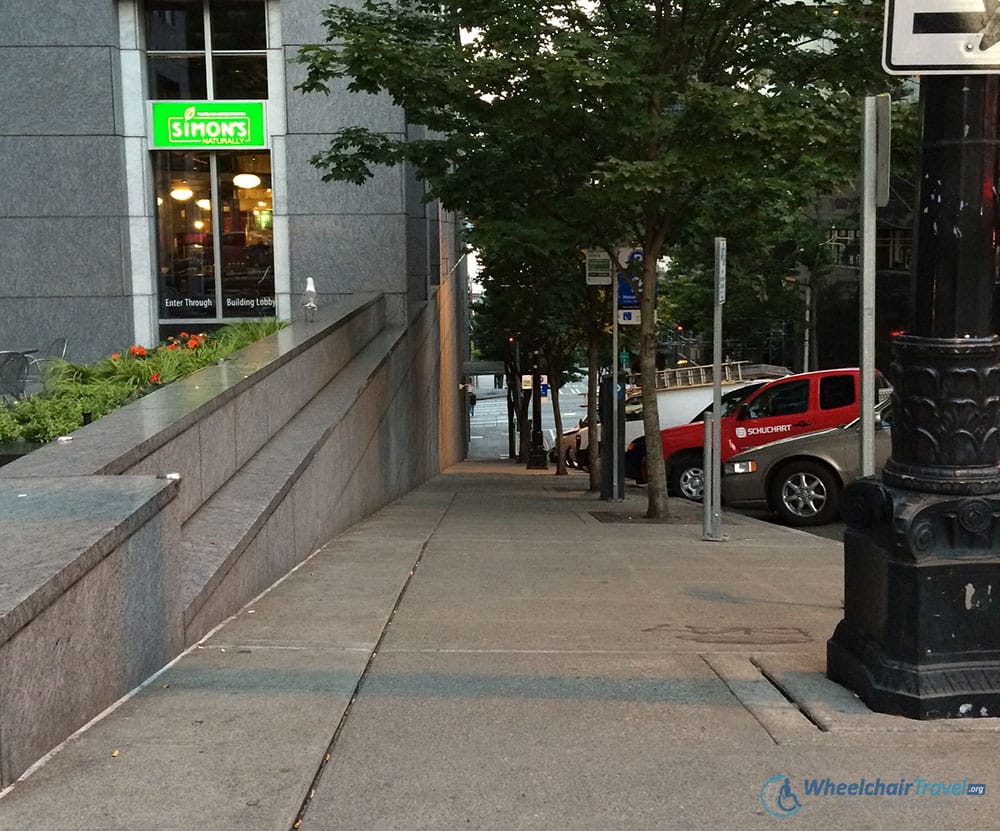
0,293,450,787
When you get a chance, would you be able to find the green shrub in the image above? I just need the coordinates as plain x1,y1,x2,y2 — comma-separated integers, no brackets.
0,406,21,444
3,320,287,445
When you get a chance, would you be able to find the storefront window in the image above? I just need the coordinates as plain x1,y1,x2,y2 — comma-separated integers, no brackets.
147,0,267,100
147,2,206,52
148,0,273,325
212,54,268,99
149,55,208,99
218,153,274,317
209,2,267,50
155,152,273,320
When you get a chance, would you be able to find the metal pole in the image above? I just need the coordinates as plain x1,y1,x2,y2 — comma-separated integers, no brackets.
506,386,516,460
702,415,714,538
704,238,725,541
612,274,620,500
527,351,548,469
803,281,811,372
860,95,878,477
709,296,723,538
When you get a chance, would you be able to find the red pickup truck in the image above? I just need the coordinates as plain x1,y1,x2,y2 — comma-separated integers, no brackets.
627,368,889,499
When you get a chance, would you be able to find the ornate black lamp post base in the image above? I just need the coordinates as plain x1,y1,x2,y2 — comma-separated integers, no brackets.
828,336,1000,718
829,486,1000,719
527,447,549,469
830,620,1000,721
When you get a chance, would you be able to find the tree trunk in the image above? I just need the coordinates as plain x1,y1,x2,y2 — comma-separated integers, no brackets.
547,350,567,474
639,254,668,519
505,360,521,463
587,334,601,491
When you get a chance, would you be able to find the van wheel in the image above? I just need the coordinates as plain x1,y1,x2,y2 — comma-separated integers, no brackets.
770,460,840,526
669,452,704,501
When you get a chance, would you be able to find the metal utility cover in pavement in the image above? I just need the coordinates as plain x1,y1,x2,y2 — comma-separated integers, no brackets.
884,0,1000,74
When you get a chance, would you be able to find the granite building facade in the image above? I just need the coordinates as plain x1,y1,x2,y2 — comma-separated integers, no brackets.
0,0,459,362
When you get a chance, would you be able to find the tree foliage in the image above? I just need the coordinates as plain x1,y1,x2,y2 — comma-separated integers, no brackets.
298,0,902,516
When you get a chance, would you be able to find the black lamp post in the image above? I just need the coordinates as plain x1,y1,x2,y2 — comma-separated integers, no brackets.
527,349,548,469
827,76,1000,718
506,337,518,461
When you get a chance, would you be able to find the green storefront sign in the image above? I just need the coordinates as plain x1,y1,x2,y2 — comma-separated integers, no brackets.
149,101,267,150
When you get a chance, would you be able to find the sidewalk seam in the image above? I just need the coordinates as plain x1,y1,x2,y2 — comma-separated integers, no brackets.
702,654,782,747
288,490,457,831
751,656,831,733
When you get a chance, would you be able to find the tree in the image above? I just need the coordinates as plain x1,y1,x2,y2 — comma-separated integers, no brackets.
471,236,591,474
298,0,897,518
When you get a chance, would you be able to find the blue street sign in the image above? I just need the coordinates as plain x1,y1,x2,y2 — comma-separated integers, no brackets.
618,249,646,308
618,275,639,308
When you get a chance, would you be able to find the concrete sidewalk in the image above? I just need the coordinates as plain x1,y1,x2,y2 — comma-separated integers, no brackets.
1,463,997,830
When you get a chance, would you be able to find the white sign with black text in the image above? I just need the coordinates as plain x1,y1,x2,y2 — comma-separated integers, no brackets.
884,0,1000,74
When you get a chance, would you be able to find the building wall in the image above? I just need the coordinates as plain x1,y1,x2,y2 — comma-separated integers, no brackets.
0,1,133,362
0,0,448,360
282,0,421,323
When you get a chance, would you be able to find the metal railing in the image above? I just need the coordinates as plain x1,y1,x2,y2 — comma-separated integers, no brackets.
625,361,792,392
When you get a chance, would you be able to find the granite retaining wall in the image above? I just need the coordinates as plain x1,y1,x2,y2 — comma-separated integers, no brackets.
0,293,450,787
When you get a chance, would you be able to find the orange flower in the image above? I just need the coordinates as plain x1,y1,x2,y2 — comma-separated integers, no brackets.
167,342,177,351
179,332,189,339
150,372,162,385
187,338,199,349
111,352,119,361
129,345,147,357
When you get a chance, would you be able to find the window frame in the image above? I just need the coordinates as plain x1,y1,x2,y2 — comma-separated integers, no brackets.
146,0,269,101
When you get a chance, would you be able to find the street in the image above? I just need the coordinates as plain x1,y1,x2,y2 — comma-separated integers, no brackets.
467,375,588,458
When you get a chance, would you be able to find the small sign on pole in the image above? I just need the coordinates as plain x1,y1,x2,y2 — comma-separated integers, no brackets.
715,237,727,305
585,250,613,285
884,0,1000,75
875,93,892,208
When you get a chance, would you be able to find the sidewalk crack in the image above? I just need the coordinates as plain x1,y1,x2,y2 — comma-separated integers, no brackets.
288,491,456,830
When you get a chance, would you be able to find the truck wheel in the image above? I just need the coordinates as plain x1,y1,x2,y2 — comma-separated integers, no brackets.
770,460,840,526
669,452,704,501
